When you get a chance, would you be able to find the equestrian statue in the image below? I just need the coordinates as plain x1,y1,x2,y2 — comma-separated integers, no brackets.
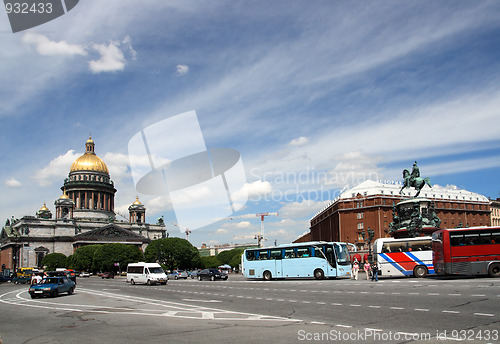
399,161,432,197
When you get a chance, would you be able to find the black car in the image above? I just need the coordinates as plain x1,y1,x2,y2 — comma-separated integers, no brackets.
101,272,115,279
197,269,228,281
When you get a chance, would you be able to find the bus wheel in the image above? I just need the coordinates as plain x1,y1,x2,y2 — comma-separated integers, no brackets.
263,271,272,281
488,263,500,278
314,269,324,280
413,266,427,278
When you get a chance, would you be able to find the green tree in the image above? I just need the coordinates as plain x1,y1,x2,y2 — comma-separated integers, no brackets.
41,253,67,270
93,244,143,272
216,248,243,265
200,256,220,269
72,245,102,272
144,238,200,271
228,252,243,270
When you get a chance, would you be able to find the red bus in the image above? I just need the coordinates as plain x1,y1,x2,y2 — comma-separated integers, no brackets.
432,226,500,278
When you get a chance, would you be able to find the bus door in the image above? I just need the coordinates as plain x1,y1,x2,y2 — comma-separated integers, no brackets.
314,244,336,277
269,249,283,278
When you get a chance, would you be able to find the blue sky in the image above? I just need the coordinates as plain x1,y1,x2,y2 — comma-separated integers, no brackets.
1,1,500,247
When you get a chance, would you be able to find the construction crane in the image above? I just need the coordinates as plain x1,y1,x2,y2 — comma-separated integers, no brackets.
225,212,278,247
172,222,191,241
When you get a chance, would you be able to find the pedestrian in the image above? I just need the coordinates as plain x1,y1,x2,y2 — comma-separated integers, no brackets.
371,261,379,282
364,261,371,280
352,260,359,280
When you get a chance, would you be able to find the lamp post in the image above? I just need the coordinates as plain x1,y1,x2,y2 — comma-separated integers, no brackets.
361,228,375,263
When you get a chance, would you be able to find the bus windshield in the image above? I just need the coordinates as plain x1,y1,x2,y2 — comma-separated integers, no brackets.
334,243,351,265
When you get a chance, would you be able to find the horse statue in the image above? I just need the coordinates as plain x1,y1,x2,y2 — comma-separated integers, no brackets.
399,168,432,197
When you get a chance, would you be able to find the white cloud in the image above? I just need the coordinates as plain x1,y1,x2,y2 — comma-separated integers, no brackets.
289,136,309,146
5,178,22,188
31,150,79,187
216,228,228,234
22,32,87,56
176,64,189,76
122,36,137,60
232,180,272,202
279,199,331,219
324,151,384,188
102,152,131,182
89,41,126,73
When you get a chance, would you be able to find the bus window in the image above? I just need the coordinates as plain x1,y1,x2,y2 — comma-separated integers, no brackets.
334,244,350,265
269,249,282,260
492,231,500,244
284,248,295,259
450,233,462,246
246,251,257,261
258,250,269,260
314,246,324,258
296,247,310,258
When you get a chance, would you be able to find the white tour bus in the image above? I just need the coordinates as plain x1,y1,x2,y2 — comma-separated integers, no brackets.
126,262,167,285
373,236,434,278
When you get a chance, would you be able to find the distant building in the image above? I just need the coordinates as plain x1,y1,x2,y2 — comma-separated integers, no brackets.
490,198,500,227
198,243,259,257
299,180,490,250
0,137,165,271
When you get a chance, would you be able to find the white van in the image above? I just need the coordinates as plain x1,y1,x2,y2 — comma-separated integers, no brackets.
126,262,167,285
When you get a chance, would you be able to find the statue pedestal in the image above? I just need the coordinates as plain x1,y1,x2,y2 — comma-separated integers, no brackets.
389,198,441,238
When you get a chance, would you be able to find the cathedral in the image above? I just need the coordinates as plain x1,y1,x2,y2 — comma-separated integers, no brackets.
0,137,165,271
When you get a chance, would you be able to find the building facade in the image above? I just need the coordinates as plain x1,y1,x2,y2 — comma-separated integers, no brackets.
0,137,165,271
302,180,490,250
491,198,500,227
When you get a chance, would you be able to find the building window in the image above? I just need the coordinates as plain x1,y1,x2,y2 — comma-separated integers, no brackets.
357,223,364,230
357,213,364,219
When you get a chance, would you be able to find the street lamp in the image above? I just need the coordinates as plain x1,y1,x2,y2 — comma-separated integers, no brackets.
361,228,375,263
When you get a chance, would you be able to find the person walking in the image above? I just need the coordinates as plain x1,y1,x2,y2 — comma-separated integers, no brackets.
352,260,359,280
371,261,379,282
364,261,371,280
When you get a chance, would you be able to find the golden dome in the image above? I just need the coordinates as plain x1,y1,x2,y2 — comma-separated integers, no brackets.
133,196,142,205
59,190,70,199
40,202,49,211
70,136,109,174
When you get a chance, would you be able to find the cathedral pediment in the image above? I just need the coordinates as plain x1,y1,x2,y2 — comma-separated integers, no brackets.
74,224,146,240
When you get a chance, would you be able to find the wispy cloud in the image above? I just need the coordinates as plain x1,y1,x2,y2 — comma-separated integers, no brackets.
176,64,189,76
22,32,87,56
89,41,127,73
5,178,22,188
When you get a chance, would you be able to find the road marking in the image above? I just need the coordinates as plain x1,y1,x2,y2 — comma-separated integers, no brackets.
316,302,326,305
350,304,361,307
390,307,404,310
442,310,460,314
474,313,494,317
311,321,325,325
427,293,439,295
331,303,343,306
471,294,485,297
415,308,429,312
336,324,352,328
448,293,461,296
408,292,419,295
369,305,381,309
182,299,222,303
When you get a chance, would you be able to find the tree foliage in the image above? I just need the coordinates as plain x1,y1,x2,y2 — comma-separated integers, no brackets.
200,256,220,269
144,238,200,271
217,248,243,266
92,244,143,272
71,245,102,272
41,253,67,270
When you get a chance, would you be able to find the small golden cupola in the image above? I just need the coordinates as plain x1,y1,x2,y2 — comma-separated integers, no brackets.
36,202,52,219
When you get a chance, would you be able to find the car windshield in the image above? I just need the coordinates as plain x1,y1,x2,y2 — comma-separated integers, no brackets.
42,278,60,284
149,267,164,274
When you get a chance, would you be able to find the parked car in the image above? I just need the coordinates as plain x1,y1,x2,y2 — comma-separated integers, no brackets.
79,272,90,278
101,272,114,279
188,270,199,279
28,276,75,298
197,269,228,281
168,270,188,280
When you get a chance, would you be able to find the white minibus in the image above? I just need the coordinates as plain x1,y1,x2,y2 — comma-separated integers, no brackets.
126,262,167,285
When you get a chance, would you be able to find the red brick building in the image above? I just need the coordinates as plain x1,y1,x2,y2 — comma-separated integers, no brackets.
299,180,490,250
